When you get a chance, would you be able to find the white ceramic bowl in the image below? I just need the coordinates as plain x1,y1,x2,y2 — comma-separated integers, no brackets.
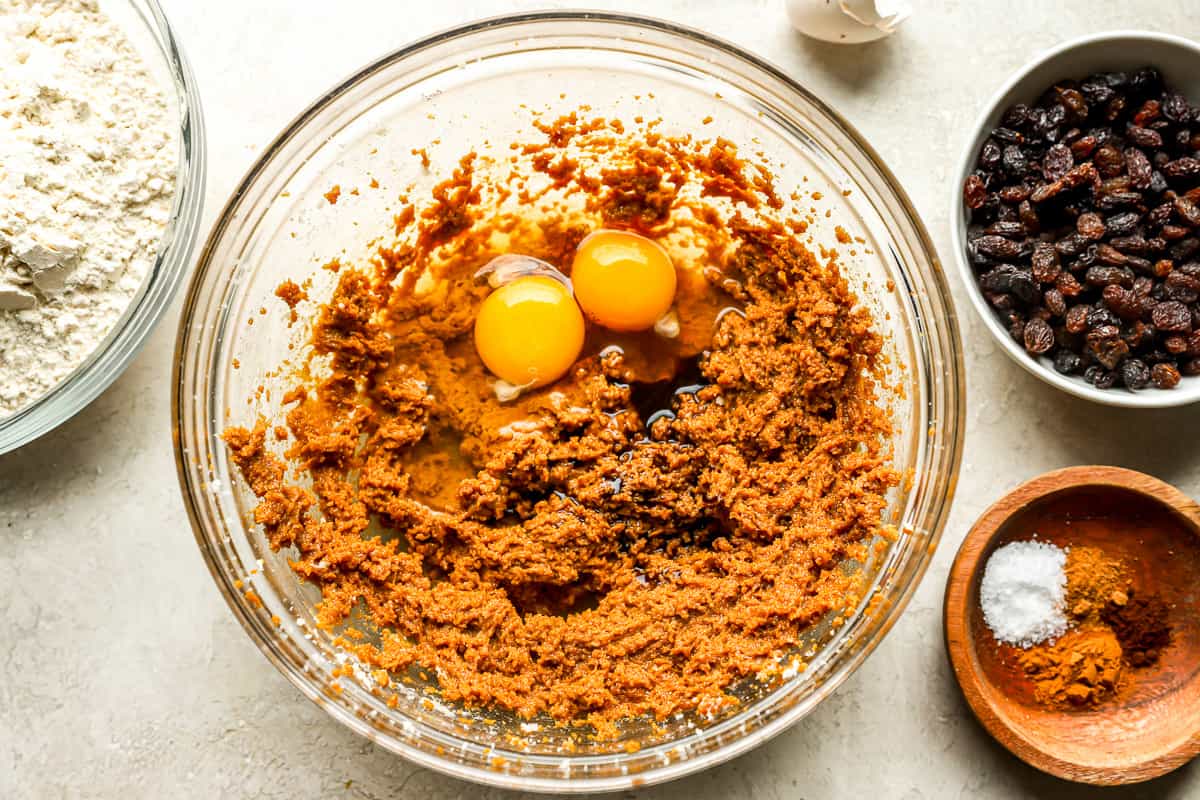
951,30,1200,408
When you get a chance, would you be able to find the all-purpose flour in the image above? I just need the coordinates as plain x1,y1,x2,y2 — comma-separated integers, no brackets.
0,0,177,417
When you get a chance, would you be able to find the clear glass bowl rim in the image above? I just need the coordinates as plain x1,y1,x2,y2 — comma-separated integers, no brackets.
0,0,207,454
173,10,965,792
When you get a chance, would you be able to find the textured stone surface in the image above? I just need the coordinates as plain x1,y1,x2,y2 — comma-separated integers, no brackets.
3,1,1200,797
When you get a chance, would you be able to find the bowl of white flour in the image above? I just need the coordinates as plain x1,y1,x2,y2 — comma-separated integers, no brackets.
0,0,205,453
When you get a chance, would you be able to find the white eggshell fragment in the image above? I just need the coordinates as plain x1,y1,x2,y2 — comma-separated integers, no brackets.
786,0,911,44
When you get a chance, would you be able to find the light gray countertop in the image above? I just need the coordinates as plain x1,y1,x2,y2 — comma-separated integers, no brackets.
4,1,1200,797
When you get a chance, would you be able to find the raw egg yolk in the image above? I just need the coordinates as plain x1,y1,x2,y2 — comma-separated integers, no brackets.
474,275,585,388
571,230,676,332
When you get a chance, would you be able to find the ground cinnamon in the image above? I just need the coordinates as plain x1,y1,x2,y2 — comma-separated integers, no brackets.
1018,625,1124,706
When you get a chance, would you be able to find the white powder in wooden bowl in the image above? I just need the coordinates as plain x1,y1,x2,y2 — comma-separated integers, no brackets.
979,539,1068,648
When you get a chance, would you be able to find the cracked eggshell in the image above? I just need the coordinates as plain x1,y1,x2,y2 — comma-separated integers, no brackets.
786,0,911,44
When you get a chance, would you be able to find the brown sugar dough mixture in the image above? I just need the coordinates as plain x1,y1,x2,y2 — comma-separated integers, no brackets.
224,115,898,731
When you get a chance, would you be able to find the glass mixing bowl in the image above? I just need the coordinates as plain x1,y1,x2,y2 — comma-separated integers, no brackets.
0,0,206,454
174,12,962,792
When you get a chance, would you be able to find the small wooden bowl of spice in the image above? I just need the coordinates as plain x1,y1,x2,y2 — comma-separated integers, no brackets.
945,466,1200,785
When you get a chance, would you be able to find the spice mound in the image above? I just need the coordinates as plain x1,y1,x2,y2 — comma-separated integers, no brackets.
1018,626,1123,707
980,540,1173,709
963,66,1200,392
0,0,178,417
980,540,1068,647
223,115,898,731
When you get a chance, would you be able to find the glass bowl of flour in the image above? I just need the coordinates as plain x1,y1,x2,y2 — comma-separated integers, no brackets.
0,0,205,454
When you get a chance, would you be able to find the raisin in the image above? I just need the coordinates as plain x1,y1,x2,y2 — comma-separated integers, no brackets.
1043,144,1073,180
1120,358,1152,389
1056,272,1084,297
1164,157,1200,179
1065,304,1090,333
1077,212,1106,240
973,235,1023,260
1056,233,1087,258
1087,306,1119,328
981,265,1039,303
998,184,1032,203
1032,243,1061,283
1030,181,1062,203
1106,212,1141,236
1044,288,1067,316
1094,368,1120,388
1066,162,1099,188
1043,104,1067,134
1021,317,1053,354
1096,191,1143,210
1151,300,1193,331
1125,148,1153,189
963,173,988,210
1134,99,1162,126
1095,244,1128,266
1001,104,1030,128
1018,200,1040,233
1053,350,1083,374
980,139,1002,168
1131,67,1164,96
1184,359,1200,376
1110,235,1149,253
1125,320,1155,349
1070,135,1098,158
1163,93,1191,122
1165,270,1200,303
985,220,1026,238
1057,88,1088,119
985,291,1014,311
1094,144,1125,177
1086,326,1130,369
1175,196,1200,226
998,125,1029,144
1128,126,1163,149
1100,175,1132,195
1008,317,1026,343
1002,145,1029,177
1151,362,1182,388
1081,80,1115,105
1106,96,1127,123
1102,285,1141,320
1164,335,1190,354
1171,238,1200,261
1161,224,1190,240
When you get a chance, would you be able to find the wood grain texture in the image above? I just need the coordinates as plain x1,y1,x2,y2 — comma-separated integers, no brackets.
944,466,1200,786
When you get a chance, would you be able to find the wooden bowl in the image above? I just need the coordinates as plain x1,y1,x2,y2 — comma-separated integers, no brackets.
944,466,1200,785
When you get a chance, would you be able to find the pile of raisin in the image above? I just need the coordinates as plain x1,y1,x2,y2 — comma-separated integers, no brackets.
964,67,1200,391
